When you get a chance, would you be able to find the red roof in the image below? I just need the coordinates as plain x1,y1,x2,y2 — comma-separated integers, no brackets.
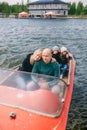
18,12,29,18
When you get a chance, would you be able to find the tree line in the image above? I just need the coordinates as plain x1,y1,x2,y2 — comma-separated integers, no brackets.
0,2,27,16
69,1,87,15
0,1,87,16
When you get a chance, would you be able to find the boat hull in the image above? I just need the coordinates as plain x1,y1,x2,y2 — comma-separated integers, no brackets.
0,55,75,130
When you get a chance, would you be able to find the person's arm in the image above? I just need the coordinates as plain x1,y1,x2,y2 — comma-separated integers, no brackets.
66,53,69,58
32,62,39,73
53,62,60,78
31,62,40,84
66,53,72,63
22,54,32,71
22,58,27,71
46,62,60,88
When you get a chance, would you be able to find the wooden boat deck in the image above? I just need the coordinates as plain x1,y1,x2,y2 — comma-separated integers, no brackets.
63,76,68,84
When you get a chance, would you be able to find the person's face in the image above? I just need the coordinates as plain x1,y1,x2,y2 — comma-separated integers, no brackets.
42,52,52,64
53,50,59,54
62,51,67,55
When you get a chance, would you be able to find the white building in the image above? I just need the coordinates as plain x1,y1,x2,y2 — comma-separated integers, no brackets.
28,0,69,18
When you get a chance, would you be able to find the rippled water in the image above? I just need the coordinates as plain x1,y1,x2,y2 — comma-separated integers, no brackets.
0,18,87,129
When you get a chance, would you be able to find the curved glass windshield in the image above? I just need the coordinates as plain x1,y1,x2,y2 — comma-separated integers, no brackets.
0,69,67,117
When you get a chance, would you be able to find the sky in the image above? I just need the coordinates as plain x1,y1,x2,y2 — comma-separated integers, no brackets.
0,0,87,5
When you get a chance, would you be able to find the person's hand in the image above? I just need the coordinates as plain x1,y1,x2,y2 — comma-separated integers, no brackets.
39,78,49,89
51,58,56,63
66,53,69,58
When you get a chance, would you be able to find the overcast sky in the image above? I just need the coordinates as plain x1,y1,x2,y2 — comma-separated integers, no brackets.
0,0,87,5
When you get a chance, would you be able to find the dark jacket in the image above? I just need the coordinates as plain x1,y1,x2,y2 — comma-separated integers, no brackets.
60,53,71,64
21,53,33,72
52,52,61,64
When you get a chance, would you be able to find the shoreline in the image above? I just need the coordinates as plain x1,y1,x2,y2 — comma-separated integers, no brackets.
0,15,87,19
67,16,87,19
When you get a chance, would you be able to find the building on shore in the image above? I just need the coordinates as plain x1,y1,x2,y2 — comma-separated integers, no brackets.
28,0,69,18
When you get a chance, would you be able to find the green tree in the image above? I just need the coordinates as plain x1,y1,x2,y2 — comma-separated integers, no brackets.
83,5,87,15
76,1,84,15
0,2,27,16
0,2,10,15
69,2,76,15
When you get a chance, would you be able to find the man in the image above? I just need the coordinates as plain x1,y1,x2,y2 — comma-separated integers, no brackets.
26,48,60,91
32,48,60,78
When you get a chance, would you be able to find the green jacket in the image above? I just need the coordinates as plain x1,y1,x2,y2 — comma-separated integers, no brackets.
32,60,60,78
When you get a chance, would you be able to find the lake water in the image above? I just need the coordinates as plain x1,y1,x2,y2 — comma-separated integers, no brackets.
0,18,87,130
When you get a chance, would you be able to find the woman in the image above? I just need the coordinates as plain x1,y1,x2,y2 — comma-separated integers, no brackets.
21,49,42,72
60,46,71,79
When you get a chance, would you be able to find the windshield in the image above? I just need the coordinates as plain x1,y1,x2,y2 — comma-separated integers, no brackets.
0,69,67,117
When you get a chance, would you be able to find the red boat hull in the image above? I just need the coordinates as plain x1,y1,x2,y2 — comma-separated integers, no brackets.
0,56,75,130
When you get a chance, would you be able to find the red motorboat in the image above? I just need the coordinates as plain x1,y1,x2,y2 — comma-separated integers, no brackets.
0,54,75,130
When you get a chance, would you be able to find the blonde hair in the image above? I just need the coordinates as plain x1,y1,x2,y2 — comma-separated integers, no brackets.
30,49,42,65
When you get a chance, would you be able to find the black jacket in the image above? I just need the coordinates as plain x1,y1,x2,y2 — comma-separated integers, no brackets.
52,52,61,64
21,53,33,72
